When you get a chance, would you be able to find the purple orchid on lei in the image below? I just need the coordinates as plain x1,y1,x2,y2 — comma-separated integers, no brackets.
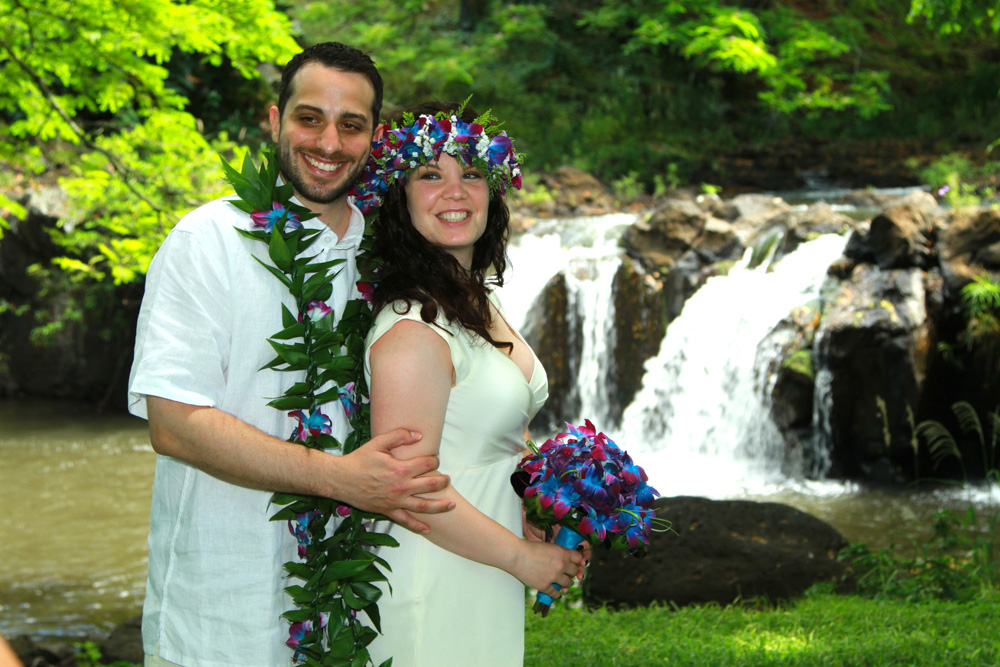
251,201,301,233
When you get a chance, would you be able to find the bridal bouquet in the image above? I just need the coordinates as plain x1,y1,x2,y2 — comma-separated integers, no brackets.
511,420,666,615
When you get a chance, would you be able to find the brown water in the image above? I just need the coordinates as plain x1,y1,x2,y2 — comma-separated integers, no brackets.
0,400,154,638
0,399,994,639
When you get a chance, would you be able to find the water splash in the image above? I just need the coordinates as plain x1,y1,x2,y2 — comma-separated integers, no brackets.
621,234,848,495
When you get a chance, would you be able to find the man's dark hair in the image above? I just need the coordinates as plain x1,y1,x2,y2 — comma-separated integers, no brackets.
277,42,383,125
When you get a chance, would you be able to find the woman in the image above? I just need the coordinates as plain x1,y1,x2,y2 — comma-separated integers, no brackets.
362,102,584,666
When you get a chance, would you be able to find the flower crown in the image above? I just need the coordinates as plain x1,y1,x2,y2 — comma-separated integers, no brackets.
351,110,522,213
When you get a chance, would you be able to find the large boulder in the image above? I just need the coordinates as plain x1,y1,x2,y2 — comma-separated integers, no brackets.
585,496,848,608
101,614,144,664
844,190,943,269
536,166,616,217
813,264,932,480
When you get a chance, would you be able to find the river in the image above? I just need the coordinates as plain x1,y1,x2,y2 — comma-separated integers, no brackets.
0,399,988,639
2,200,997,640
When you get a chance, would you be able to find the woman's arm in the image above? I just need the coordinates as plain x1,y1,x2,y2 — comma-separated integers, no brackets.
369,319,583,596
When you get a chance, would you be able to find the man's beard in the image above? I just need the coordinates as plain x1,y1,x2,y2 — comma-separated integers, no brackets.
276,137,366,205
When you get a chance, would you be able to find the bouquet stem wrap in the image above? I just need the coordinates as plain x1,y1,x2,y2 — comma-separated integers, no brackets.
533,526,585,617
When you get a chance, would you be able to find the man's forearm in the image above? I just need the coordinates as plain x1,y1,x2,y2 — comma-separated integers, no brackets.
146,396,331,496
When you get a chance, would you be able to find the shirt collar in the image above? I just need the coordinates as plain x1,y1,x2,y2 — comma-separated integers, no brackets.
276,176,365,251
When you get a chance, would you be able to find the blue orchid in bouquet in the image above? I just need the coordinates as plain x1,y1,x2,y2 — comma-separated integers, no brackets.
511,420,667,614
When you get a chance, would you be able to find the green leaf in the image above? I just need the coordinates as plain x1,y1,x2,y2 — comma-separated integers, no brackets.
266,395,312,410
284,381,312,396
351,581,382,604
267,339,311,366
253,256,293,287
268,226,293,271
341,583,368,610
281,608,313,622
320,559,373,581
271,321,306,341
363,602,383,634
281,303,299,329
356,531,399,548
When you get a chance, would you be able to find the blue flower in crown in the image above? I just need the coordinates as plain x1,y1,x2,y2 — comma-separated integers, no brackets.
349,111,522,213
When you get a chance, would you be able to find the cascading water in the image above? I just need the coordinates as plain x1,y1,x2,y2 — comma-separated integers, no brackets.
500,214,849,496
498,213,635,428
621,234,848,495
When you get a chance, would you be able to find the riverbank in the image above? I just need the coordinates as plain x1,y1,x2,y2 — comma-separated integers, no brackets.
8,589,1000,666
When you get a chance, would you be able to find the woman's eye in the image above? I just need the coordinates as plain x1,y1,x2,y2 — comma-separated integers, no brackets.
464,171,484,180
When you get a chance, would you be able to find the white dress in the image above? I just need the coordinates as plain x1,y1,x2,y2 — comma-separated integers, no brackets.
363,292,548,667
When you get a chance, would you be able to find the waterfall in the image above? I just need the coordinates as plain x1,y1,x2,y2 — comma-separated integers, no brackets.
499,213,635,428
500,214,848,496
621,234,847,494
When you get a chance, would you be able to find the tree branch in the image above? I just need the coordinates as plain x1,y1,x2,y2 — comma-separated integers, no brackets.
0,34,167,217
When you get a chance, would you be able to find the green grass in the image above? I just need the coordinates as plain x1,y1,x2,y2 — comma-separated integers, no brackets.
524,592,1000,666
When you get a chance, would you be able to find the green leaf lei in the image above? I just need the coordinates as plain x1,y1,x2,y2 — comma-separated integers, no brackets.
222,148,393,667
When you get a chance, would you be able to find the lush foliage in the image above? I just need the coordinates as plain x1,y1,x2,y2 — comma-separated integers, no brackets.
843,400,999,600
0,0,299,349
0,0,296,231
288,0,999,184
523,592,1000,666
222,149,389,665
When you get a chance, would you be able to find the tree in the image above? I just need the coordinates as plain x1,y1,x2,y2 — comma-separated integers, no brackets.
0,0,299,243
909,0,1000,34
0,0,299,354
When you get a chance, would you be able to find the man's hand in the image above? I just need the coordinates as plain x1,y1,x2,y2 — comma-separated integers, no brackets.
335,428,455,534
146,398,454,534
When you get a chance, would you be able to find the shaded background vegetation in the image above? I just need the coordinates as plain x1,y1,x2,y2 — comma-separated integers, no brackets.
0,0,998,399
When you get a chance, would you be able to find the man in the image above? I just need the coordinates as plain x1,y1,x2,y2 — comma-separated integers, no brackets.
128,42,453,667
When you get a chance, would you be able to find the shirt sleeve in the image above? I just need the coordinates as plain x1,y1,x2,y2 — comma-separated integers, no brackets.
127,220,233,419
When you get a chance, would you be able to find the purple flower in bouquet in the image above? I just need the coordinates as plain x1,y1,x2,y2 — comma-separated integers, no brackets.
289,409,332,443
513,419,663,555
251,201,301,233
512,419,668,615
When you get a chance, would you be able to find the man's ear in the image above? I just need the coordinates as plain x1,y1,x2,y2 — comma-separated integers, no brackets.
268,106,281,143
372,122,385,142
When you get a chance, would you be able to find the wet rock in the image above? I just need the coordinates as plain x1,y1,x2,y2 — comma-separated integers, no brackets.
940,207,1000,278
524,273,581,433
536,166,616,217
622,199,706,272
608,258,667,426
844,191,943,269
585,496,848,608
100,615,143,664
813,265,930,478
765,202,857,261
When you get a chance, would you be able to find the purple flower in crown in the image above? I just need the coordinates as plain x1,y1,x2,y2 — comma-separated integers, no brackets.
486,133,514,166
289,408,332,443
251,201,301,233
338,382,360,419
